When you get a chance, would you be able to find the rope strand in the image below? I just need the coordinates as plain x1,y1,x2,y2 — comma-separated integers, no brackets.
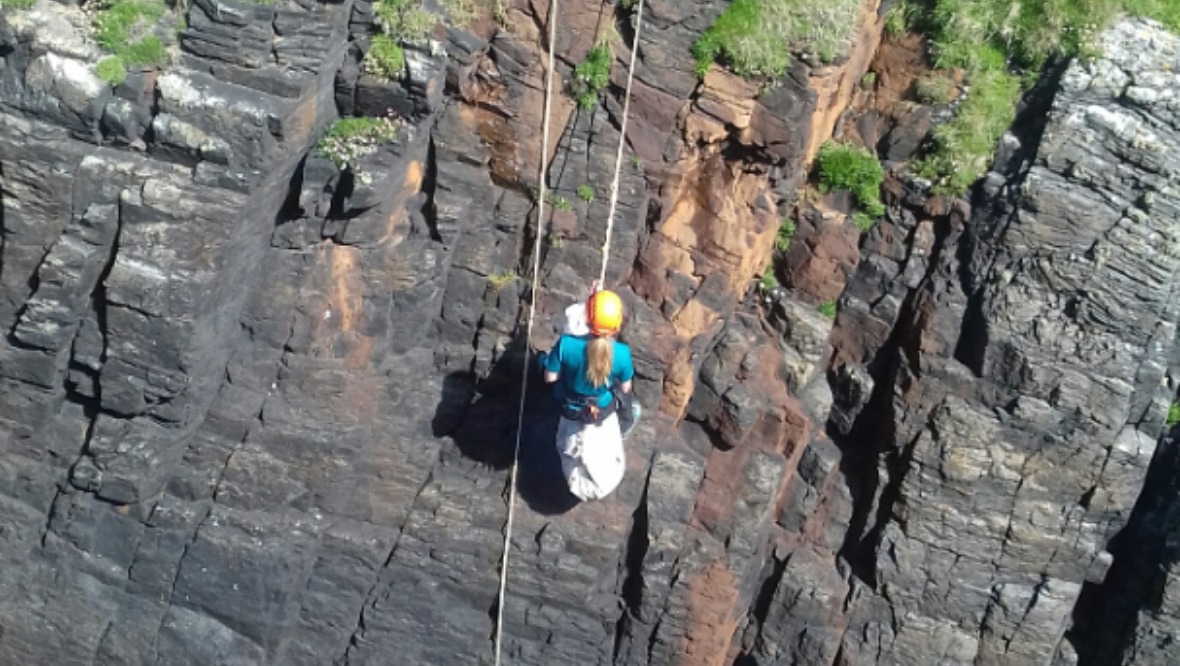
598,0,646,286
492,0,558,660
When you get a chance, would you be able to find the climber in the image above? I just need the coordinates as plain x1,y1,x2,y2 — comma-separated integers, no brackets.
538,287,640,501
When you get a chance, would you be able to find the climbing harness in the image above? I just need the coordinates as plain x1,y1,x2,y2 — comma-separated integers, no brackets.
493,0,647,662
562,392,618,425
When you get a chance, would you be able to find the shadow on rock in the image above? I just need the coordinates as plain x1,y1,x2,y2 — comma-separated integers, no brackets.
432,340,580,516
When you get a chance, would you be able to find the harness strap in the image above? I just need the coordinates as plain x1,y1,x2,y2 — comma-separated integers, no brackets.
562,393,618,424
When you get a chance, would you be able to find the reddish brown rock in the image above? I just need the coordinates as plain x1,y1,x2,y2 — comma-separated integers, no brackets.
784,207,861,303
803,0,885,161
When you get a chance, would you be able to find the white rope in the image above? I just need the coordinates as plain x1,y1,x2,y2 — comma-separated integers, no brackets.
492,0,558,660
494,1,647,662
597,0,646,287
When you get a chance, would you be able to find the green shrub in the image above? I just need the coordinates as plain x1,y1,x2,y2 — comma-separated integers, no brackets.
692,0,861,78
1168,401,1180,427
817,300,837,319
316,117,399,169
913,73,956,104
758,264,777,293
573,45,612,109
550,195,572,211
816,142,886,218
364,34,405,80
860,72,876,88
95,56,128,86
774,219,796,251
576,184,595,202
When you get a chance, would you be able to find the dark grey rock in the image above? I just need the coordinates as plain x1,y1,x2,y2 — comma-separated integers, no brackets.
0,0,1177,663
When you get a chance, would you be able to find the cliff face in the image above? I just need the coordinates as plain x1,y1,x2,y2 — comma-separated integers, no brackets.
0,0,1177,663
828,19,1180,665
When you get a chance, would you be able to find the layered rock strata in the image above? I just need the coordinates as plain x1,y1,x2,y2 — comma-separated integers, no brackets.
0,0,1177,663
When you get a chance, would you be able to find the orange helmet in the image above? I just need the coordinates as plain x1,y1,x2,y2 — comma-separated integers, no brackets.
586,290,623,337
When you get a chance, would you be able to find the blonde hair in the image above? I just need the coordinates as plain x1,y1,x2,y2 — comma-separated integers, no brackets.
585,336,613,388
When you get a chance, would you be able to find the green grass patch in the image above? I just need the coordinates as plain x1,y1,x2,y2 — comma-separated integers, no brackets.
95,56,128,86
774,219,796,251
440,0,477,25
549,195,572,211
692,0,861,78
90,0,171,83
374,0,435,43
363,34,405,80
0,0,37,9
915,60,1021,194
911,0,1180,195
1125,0,1180,31
817,300,837,319
576,184,595,202
487,271,518,291
1168,401,1180,427
852,212,874,233
93,0,168,66
316,117,399,169
126,36,165,66
884,0,918,37
913,72,956,104
572,45,612,110
816,142,886,218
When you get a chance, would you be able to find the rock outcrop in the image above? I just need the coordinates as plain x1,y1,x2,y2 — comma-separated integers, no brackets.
0,0,1178,662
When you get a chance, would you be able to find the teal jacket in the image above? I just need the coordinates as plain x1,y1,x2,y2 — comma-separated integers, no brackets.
541,334,634,411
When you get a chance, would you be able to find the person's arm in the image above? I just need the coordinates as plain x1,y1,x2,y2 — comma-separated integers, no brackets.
542,338,563,384
616,344,634,394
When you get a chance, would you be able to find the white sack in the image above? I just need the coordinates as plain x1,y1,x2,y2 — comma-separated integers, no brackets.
563,302,589,336
556,413,625,501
